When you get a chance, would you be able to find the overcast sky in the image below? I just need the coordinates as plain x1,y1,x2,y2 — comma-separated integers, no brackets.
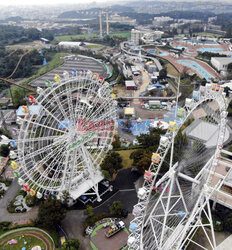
0,0,108,5
0,0,227,6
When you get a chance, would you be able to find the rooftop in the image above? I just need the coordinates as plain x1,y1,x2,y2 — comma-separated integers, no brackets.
211,57,232,64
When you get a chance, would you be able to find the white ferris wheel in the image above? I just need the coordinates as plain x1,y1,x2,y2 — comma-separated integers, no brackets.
128,83,230,250
13,70,117,202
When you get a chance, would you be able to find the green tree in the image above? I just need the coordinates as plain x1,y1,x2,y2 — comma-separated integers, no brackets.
61,238,80,250
36,198,66,229
136,154,151,174
159,69,167,79
112,135,121,149
192,140,205,153
109,201,122,216
0,144,9,157
224,213,232,233
12,87,26,108
86,205,94,217
100,152,123,176
116,74,125,85
101,170,111,180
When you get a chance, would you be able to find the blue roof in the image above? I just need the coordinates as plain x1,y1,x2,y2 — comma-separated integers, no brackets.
16,105,41,116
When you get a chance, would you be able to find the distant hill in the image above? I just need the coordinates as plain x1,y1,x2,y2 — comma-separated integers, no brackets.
58,11,80,19
58,5,134,19
5,16,23,22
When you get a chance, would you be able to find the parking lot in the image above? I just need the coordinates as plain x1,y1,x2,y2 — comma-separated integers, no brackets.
29,55,111,87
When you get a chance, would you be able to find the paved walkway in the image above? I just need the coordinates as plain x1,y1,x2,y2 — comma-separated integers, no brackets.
0,179,38,223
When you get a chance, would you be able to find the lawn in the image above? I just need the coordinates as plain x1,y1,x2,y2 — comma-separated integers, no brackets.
116,149,137,169
85,44,102,49
166,63,180,77
55,32,131,42
109,32,131,38
55,34,98,42
0,233,46,249
193,32,222,38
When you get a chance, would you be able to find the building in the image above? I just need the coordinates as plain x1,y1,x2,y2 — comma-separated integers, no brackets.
153,16,173,26
209,150,232,210
16,105,42,120
131,29,164,45
211,57,232,72
125,80,137,90
109,14,136,26
124,107,135,118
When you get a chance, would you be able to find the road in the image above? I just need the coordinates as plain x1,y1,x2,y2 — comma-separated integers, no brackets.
0,179,38,223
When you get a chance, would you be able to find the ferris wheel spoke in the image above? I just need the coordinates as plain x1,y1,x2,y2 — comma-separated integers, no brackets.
22,119,65,134
20,137,67,162
51,90,71,124
23,143,66,185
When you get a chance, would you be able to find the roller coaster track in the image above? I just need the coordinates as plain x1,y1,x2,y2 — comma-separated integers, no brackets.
0,77,36,93
7,51,30,79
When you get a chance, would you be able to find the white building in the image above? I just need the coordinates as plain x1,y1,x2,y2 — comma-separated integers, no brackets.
211,57,232,72
131,29,164,45
153,16,173,26
109,14,136,26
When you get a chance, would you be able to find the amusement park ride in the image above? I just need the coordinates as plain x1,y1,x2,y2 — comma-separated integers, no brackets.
11,70,117,202
127,82,229,250
7,67,230,249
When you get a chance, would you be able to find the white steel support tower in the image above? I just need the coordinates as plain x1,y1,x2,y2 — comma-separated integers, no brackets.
128,82,229,249
106,8,109,35
99,8,103,38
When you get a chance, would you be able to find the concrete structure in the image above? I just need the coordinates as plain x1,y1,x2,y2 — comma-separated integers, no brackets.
211,57,232,72
125,80,137,90
124,107,135,118
153,16,173,26
109,14,136,26
209,151,232,211
131,29,164,45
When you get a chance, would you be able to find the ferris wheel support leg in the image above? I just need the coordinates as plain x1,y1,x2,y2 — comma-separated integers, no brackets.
93,183,102,202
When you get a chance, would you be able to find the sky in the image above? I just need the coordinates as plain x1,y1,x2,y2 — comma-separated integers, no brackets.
0,0,108,6
0,0,228,5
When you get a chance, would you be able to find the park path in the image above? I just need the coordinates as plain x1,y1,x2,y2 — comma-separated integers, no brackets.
0,179,38,223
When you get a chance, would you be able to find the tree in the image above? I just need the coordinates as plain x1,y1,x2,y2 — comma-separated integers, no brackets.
109,201,122,216
116,74,125,85
136,154,151,174
86,205,94,217
159,69,167,79
12,87,26,108
36,198,66,229
61,239,80,250
101,170,111,180
224,213,232,233
100,152,123,176
192,140,205,153
112,135,121,149
0,144,9,157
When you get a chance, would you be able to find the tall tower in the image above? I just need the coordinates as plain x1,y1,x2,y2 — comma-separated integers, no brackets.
99,8,103,38
106,8,109,35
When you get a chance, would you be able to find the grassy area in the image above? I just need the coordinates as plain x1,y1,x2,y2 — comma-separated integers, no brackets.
166,63,180,77
86,44,102,49
55,32,130,42
116,149,137,169
193,32,222,38
90,240,99,250
55,34,97,42
5,52,67,98
109,32,131,38
91,224,105,238
0,234,46,249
